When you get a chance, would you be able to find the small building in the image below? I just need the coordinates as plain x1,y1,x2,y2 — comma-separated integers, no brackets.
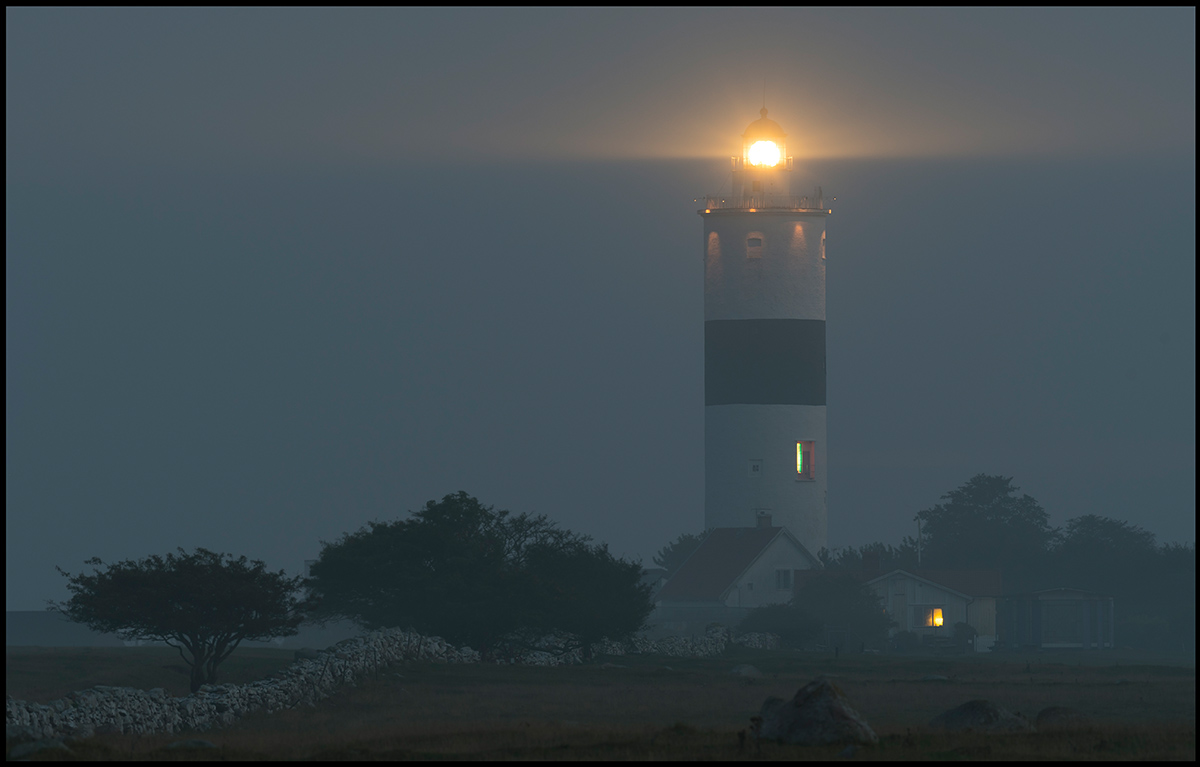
997,588,1115,650
650,522,820,637
865,569,1004,652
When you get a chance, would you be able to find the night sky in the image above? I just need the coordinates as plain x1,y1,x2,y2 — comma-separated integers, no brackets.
7,8,1195,609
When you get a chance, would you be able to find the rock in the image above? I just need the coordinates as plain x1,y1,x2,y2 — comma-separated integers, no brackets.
293,647,320,661
755,676,878,746
930,700,1033,733
8,739,73,760
732,664,763,678
599,663,627,669
1035,706,1090,731
921,674,950,682
837,744,858,758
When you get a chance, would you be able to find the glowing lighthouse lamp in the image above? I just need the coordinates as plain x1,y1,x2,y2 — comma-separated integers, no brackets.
747,139,781,167
729,108,795,209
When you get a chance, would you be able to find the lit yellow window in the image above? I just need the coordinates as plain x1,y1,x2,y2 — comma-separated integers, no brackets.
920,607,945,627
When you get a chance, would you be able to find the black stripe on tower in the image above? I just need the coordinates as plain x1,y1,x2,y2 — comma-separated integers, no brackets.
705,319,826,406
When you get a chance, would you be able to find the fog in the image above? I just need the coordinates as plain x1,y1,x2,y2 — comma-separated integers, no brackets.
6,8,1195,610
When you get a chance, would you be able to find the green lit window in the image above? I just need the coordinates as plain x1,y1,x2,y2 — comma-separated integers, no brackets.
796,441,815,481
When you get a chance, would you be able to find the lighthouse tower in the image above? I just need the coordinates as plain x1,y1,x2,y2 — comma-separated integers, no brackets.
700,108,830,555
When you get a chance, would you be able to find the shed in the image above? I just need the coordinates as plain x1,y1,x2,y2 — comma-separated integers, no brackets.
998,587,1115,650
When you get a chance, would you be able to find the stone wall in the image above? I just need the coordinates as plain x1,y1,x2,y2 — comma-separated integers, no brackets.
6,625,778,741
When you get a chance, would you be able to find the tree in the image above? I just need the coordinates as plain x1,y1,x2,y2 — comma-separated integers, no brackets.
916,474,1056,588
792,572,894,650
818,540,919,572
523,539,652,660
652,531,709,578
1051,514,1158,593
307,492,652,657
53,548,309,692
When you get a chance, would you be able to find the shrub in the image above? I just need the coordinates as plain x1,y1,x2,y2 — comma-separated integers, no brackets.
736,604,821,648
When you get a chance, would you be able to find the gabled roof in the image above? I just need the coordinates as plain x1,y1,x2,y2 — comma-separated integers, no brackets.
656,527,818,603
866,569,1004,598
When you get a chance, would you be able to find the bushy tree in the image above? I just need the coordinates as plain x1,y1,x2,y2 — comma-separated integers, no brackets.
1051,514,1158,593
917,474,1056,588
53,548,309,692
652,531,709,578
307,492,651,656
792,572,894,649
523,539,651,659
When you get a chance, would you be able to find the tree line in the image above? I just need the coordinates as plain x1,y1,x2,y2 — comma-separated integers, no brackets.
53,475,1194,693
653,474,1195,654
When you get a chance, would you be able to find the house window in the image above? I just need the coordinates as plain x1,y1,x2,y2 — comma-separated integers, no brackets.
746,582,754,591
748,458,763,478
796,441,815,481
775,569,793,590
915,606,945,628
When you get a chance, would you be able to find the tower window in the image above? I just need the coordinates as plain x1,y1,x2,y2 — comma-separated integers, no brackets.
748,458,763,478
746,234,764,259
796,440,815,481
821,231,827,260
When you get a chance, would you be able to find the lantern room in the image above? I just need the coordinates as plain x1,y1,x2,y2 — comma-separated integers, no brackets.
732,108,793,201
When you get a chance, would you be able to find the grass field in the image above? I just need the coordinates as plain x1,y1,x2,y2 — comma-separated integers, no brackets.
6,645,1195,760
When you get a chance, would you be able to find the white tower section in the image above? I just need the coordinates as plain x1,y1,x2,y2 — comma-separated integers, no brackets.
700,109,830,555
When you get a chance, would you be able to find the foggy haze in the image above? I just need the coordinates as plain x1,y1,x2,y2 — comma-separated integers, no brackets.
6,8,1195,610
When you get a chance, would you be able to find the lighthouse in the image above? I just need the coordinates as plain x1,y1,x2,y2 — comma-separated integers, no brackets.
700,108,830,556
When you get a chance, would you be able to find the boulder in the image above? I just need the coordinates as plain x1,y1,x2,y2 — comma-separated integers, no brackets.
930,700,1033,733
754,676,878,746
293,647,321,661
732,664,763,678
1035,706,1090,731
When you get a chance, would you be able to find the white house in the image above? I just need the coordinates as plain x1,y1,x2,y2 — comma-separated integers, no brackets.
650,520,820,637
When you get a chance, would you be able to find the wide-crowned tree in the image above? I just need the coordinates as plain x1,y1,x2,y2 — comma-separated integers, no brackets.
916,474,1056,588
306,492,651,657
53,548,309,692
